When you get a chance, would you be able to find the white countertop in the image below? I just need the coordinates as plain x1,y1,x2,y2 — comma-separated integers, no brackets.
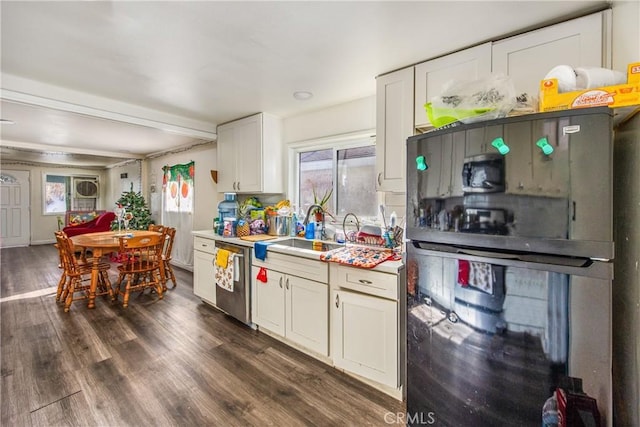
192,229,404,274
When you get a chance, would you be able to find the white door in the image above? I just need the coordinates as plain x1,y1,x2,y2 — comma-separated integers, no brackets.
376,67,414,193
193,249,216,305
286,275,328,356
331,289,398,388
492,12,606,99
0,170,30,248
251,266,285,336
414,42,492,129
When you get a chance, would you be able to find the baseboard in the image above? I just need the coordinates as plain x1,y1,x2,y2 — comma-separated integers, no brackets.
31,239,56,245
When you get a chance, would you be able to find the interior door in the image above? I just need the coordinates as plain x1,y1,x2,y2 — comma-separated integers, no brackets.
0,170,30,248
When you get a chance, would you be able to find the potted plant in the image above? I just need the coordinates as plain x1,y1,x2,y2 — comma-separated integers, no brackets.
312,186,335,222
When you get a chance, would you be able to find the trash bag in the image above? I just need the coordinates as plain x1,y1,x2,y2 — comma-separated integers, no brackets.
428,74,517,125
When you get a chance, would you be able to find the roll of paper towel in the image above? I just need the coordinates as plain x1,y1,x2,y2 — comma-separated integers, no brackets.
575,67,627,89
544,65,577,93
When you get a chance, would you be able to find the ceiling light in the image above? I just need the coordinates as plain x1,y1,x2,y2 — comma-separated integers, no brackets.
0,119,16,125
293,91,313,101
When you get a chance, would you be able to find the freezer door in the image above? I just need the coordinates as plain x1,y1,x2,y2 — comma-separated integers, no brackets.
406,242,612,426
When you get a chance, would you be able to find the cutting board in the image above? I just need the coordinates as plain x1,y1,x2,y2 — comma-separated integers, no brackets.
240,234,277,242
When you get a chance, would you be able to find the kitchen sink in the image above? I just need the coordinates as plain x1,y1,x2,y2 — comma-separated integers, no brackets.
272,238,343,252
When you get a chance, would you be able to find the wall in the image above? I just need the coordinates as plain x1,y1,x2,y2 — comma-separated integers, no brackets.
0,163,107,244
283,96,375,144
145,142,217,232
611,1,640,71
106,161,144,209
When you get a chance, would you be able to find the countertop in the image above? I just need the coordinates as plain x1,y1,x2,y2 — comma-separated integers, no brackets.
192,229,404,274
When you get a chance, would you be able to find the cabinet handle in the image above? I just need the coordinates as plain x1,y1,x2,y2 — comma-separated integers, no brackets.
279,277,283,288
236,182,240,191
335,294,340,308
358,279,373,285
285,278,289,290
377,172,382,186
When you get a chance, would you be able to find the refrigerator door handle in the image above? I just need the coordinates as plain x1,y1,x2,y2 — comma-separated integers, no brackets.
412,241,613,280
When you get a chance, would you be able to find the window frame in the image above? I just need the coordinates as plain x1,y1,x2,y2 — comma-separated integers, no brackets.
42,173,100,215
287,130,380,224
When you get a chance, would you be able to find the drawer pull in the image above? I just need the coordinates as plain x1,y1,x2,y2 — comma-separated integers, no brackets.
335,294,340,308
358,279,373,285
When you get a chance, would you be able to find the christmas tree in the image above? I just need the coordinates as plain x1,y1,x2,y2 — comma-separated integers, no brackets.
111,183,153,230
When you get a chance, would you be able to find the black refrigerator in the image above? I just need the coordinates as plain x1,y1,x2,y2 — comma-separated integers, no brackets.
405,107,613,426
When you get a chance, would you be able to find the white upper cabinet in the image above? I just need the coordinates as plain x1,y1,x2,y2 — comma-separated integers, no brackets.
376,67,414,193
414,43,492,129
492,11,607,99
216,112,283,193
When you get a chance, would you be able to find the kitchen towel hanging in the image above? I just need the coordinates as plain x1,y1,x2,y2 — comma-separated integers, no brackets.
215,248,230,268
254,241,272,261
214,248,237,292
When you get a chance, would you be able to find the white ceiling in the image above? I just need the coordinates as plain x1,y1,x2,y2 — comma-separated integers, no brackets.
0,1,609,168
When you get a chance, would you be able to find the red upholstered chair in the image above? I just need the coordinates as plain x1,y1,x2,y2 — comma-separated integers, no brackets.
62,211,116,237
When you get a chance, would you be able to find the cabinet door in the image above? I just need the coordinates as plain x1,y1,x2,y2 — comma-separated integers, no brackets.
251,266,285,336
193,250,216,305
235,114,262,193
376,67,414,193
465,124,504,157
331,289,398,388
414,43,492,129
286,276,328,356
492,12,606,98
505,118,569,197
504,120,534,194
216,124,237,192
531,118,569,197
422,135,443,199
449,130,466,197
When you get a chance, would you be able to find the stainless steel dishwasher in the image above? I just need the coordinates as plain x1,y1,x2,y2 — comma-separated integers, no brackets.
214,241,251,326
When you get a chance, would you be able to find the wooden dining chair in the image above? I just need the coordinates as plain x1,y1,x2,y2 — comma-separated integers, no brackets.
161,227,177,290
146,225,177,290
114,234,165,307
148,224,165,233
55,232,114,312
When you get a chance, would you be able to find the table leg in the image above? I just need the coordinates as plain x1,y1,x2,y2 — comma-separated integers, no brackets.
87,248,103,309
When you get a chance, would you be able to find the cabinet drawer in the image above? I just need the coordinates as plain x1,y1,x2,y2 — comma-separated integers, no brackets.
253,251,328,283
194,236,216,255
331,264,398,300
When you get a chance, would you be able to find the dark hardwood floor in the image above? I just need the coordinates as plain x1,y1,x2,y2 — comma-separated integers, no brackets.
1,244,404,426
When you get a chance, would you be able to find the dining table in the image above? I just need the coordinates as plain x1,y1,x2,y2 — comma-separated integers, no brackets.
70,230,160,308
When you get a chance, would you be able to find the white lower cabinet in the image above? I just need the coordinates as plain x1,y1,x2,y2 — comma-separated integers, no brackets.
331,289,398,389
251,265,329,356
193,237,216,305
330,264,401,391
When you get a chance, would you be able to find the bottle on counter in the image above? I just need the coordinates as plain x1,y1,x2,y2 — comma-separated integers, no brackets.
290,211,297,237
217,193,239,236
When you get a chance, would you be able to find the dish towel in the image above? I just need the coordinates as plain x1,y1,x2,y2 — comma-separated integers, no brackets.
458,260,493,294
215,248,230,268
320,246,394,269
214,248,235,292
254,242,272,261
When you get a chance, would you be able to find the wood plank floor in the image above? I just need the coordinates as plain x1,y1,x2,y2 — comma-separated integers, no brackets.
1,244,404,426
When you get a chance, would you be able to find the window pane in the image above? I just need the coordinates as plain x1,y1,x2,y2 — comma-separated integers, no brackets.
299,149,333,217
337,146,376,218
44,175,68,214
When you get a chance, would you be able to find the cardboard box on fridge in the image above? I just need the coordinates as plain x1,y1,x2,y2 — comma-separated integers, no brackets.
539,62,640,112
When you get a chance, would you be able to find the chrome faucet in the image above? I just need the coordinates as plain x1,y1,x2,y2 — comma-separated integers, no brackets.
303,204,325,239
